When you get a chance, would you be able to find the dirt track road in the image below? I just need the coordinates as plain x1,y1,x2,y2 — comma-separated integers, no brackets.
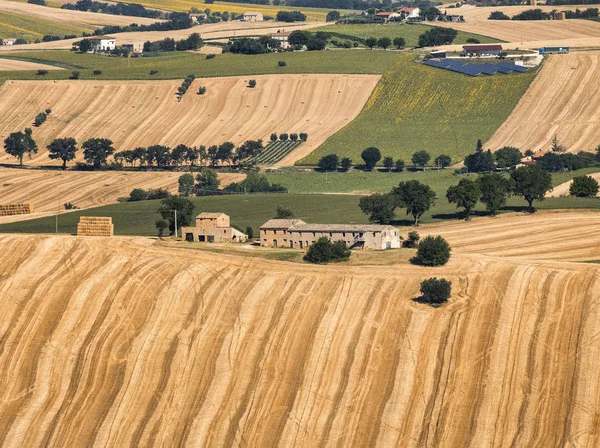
1,210,600,446
0,168,244,223
0,75,378,166
485,51,600,153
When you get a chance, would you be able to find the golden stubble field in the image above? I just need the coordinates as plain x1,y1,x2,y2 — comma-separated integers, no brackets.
1,210,599,446
0,74,379,166
0,168,244,223
485,52,600,153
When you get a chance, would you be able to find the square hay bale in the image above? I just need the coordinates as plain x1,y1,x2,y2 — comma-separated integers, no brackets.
77,216,114,237
0,203,34,216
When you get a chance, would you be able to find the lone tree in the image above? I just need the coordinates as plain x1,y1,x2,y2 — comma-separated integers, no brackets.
318,153,339,171
377,36,391,49
393,180,436,226
195,168,220,195
511,165,552,212
570,175,599,197
359,193,396,224
178,173,195,197
155,219,169,238
365,36,377,49
82,138,114,169
403,230,420,248
78,38,92,53
494,146,522,170
551,134,565,153
47,137,77,169
275,205,294,219
419,278,451,305
434,154,452,168
446,178,481,220
478,173,513,215
361,147,381,171
412,151,431,169
157,196,195,235
4,129,38,166
413,235,451,266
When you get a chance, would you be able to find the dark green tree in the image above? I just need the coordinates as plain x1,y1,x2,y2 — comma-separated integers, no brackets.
478,173,513,215
340,157,352,171
377,36,391,49
82,138,114,169
217,142,235,165
155,218,169,238
157,196,195,234
412,151,431,169
413,235,451,266
78,38,92,52
393,180,436,225
361,146,381,171
383,156,394,172
245,226,254,239
393,36,406,49
47,137,78,169
318,153,339,171
195,168,220,195
464,148,494,173
326,10,341,21
178,173,195,197
395,159,405,172
434,154,452,168
446,178,481,220
494,146,523,170
570,175,599,197
359,193,396,224
4,129,38,166
365,36,377,49
511,165,553,211
304,237,333,263
331,240,351,260
275,206,294,219
419,278,451,305
403,230,420,248
171,144,189,167
149,145,171,168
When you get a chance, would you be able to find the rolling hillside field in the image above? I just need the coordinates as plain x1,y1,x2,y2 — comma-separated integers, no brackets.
0,74,378,165
301,53,536,165
0,9,88,41
486,51,600,154
312,22,502,47
1,210,600,445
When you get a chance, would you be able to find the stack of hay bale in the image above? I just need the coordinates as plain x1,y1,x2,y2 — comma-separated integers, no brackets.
77,216,114,236
0,203,34,216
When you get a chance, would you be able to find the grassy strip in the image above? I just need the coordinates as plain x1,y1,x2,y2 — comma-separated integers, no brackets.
0,49,399,84
1,189,598,236
299,52,537,165
311,23,503,47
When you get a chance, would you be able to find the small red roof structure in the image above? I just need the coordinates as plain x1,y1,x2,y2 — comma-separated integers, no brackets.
531,150,547,159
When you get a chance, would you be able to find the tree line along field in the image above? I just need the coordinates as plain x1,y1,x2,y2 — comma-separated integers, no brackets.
0,49,399,83
2,211,600,445
300,53,537,166
0,10,90,41
311,22,502,48
0,74,378,165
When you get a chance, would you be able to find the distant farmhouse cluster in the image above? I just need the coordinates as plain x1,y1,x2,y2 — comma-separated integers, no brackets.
180,213,401,250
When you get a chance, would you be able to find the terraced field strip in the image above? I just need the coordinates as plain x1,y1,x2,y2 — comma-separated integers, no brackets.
255,140,301,165
1,211,600,445
0,168,244,223
0,74,379,166
485,51,600,154
0,58,63,71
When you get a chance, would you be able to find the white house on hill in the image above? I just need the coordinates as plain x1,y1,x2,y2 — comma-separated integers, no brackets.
89,36,116,52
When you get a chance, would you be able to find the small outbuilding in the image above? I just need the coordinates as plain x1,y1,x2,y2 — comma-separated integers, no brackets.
243,12,264,22
181,212,247,243
122,42,144,54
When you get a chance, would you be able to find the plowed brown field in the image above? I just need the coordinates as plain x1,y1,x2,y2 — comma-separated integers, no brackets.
1,210,599,446
0,168,244,223
0,75,379,166
485,52,600,153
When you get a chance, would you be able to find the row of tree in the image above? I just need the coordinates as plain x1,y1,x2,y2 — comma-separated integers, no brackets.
319,148,452,172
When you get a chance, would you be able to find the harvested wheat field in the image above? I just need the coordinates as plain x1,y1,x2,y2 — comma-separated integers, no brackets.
0,58,62,71
0,75,379,166
485,52,600,153
0,0,162,28
0,168,244,223
549,172,600,198
1,210,600,446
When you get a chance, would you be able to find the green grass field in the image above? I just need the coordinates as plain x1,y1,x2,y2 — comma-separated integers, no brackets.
0,10,89,41
0,49,399,84
1,169,598,235
313,23,502,48
299,52,536,165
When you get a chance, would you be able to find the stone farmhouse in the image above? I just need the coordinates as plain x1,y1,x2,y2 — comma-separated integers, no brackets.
181,212,247,243
260,219,401,250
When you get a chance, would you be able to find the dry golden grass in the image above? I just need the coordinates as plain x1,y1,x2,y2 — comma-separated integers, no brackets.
0,75,379,166
485,52,600,153
0,58,62,71
0,210,599,445
0,168,244,223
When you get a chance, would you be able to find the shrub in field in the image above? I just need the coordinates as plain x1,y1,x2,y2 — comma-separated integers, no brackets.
270,133,278,142
403,230,420,248
93,70,102,75
318,154,338,171
570,175,599,197
275,205,294,219
63,202,79,210
37,69,48,76
413,235,451,266
34,112,47,127
299,133,308,141
206,53,216,59
150,70,159,75
279,133,288,141
340,157,352,171
278,60,287,66
198,86,207,95
155,219,169,238
419,278,451,305
70,71,80,80
304,237,350,263
248,79,257,88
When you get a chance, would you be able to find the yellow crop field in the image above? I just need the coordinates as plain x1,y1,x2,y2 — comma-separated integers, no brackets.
1,210,600,445
0,10,88,40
